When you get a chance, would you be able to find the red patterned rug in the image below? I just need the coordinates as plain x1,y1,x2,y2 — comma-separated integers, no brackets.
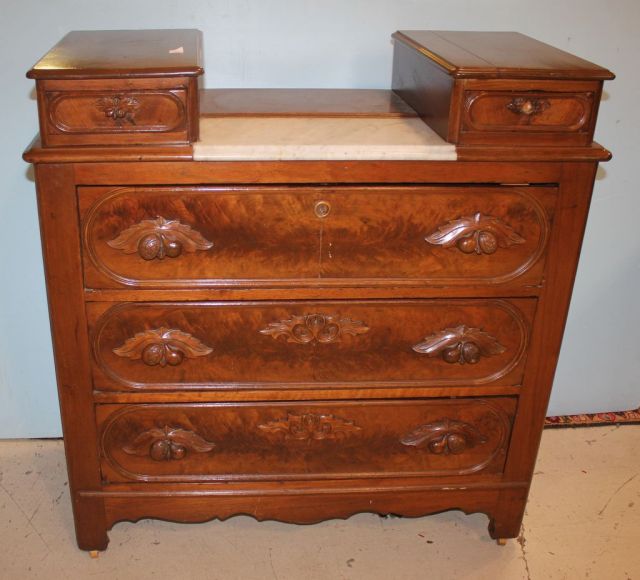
545,407,640,427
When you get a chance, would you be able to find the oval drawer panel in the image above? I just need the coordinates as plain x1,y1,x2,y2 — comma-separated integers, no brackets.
79,185,555,288
463,91,593,133
88,299,534,390
47,90,187,134
97,398,516,483
81,186,323,287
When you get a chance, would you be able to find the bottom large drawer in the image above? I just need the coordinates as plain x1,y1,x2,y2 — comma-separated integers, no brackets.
97,398,516,483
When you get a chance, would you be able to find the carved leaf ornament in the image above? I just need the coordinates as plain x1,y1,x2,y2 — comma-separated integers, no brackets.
412,325,505,365
259,413,362,441
107,216,213,261
401,418,488,455
113,327,213,367
260,313,369,344
425,212,525,255
123,425,215,461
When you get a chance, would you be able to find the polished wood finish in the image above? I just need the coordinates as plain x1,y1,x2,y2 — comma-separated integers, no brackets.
97,399,515,483
79,185,555,289
27,30,204,79
29,30,202,146
39,77,197,146
24,30,613,551
23,135,611,164
34,165,108,551
392,31,615,80
392,31,613,145
87,299,533,391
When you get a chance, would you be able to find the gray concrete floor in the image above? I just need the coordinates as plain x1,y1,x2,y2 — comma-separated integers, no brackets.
0,425,638,579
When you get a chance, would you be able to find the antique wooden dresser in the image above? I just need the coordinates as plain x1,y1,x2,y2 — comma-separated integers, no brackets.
24,29,614,553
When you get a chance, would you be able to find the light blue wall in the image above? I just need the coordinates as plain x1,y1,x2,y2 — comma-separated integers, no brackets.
1,0,637,437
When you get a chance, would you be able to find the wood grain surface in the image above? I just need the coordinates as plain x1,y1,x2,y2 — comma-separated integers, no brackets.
80,185,555,289
87,299,533,391
97,398,515,483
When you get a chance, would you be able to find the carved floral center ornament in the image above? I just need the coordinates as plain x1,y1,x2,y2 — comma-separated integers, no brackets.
260,313,369,344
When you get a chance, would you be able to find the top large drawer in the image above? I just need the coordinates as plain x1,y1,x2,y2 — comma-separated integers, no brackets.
79,185,555,289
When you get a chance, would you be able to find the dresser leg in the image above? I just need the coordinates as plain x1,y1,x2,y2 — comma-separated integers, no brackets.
73,494,110,552
487,488,527,541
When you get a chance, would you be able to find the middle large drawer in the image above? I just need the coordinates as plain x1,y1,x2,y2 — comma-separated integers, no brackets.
87,299,534,391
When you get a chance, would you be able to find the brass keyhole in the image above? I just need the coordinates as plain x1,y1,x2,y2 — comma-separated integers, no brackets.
314,200,331,219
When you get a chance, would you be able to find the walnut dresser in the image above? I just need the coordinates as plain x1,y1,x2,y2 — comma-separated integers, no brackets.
24,29,614,553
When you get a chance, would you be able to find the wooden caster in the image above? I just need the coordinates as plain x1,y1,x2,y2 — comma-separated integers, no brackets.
497,538,508,546
89,550,100,559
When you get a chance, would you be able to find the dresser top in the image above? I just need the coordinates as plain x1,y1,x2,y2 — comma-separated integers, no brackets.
393,30,615,80
27,29,203,80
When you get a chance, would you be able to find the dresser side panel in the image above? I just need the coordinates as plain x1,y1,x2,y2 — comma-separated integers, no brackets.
34,164,108,550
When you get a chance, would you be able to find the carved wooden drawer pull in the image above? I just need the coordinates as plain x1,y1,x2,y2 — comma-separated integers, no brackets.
107,216,213,261
260,313,369,344
425,212,525,255
259,413,362,441
113,327,213,367
123,426,215,461
506,97,550,117
96,95,141,126
412,325,505,365
401,418,488,455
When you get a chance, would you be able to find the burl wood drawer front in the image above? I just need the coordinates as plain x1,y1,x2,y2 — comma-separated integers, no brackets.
79,185,555,288
39,78,194,146
97,398,516,482
87,299,534,391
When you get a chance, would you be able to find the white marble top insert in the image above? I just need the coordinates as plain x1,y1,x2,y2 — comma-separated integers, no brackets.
193,117,457,161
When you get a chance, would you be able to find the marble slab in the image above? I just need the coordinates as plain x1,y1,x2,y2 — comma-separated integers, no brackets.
193,117,457,161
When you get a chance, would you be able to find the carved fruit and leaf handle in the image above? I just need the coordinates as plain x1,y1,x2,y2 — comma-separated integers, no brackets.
401,418,488,455
425,212,525,255
113,327,213,367
413,325,505,365
107,216,213,261
123,425,215,461
506,97,550,117
96,95,141,126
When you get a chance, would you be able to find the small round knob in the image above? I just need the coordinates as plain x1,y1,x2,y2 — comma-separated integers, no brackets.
164,239,182,258
142,343,165,366
428,437,447,455
150,439,172,461
314,201,331,219
478,232,497,254
461,342,481,364
169,443,186,460
457,236,477,254
445,433,467,454
520,100,534,114
164,346,184,367
442,346,462,364
138,234,163,260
